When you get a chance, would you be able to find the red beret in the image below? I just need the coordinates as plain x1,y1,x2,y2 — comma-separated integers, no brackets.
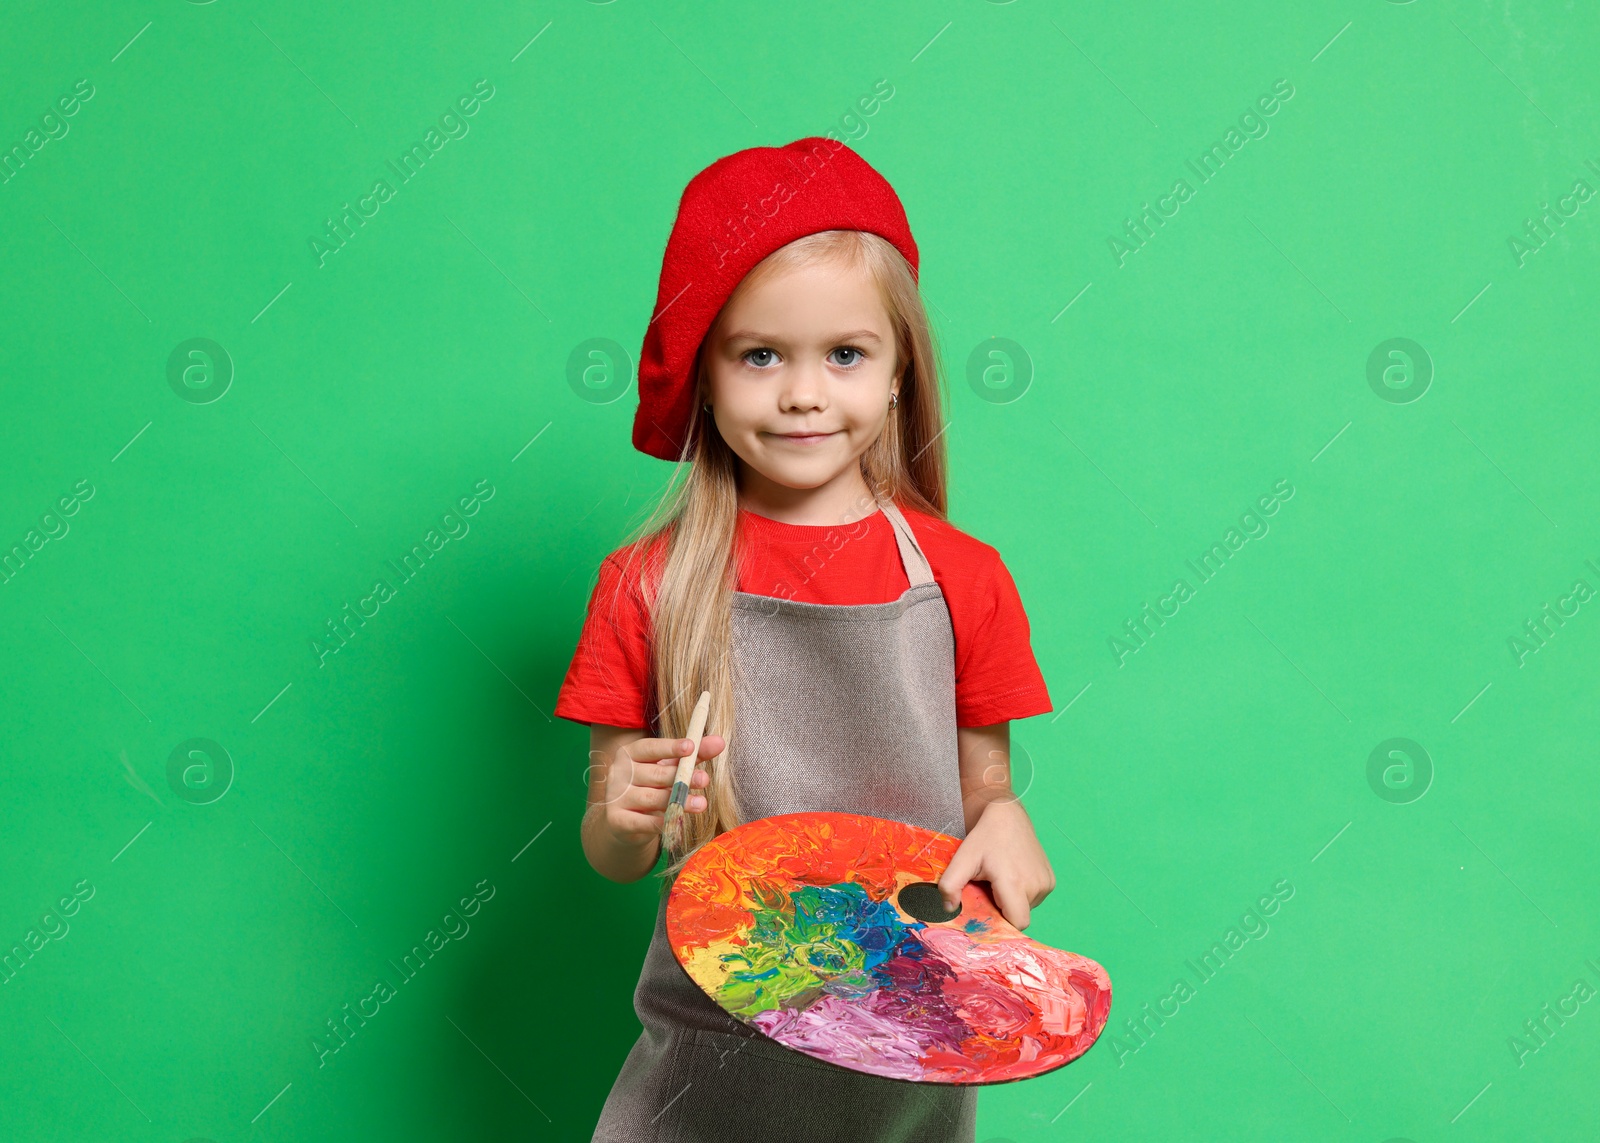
632,137,920,461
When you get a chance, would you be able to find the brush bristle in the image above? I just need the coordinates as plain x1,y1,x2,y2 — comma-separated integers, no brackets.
662,802,683,853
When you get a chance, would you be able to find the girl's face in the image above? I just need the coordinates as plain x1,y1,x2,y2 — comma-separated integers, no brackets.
704,254,899,504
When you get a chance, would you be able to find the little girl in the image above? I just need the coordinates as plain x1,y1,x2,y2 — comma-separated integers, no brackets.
556,137,1057,1143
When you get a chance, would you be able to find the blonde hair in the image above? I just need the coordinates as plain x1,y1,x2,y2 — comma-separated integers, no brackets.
609,229,949,884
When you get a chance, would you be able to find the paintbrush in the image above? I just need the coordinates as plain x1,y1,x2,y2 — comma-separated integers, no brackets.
662,689,712,855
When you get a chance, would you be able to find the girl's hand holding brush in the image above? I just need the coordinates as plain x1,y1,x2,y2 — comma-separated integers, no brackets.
586,703,723,878
600,735,722,841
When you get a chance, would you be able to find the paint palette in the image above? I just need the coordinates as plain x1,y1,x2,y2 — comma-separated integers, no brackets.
666,811,1112,1084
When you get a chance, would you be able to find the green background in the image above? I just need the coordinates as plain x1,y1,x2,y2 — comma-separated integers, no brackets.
2,1,1597,1140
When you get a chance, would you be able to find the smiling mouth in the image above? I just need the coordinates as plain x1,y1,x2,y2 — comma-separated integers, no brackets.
770,431,838,444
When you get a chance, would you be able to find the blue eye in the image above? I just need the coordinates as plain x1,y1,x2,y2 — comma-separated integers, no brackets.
831,347,864,367
743,348,776,368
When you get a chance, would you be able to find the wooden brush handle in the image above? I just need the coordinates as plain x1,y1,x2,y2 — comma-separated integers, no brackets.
662,691,712,846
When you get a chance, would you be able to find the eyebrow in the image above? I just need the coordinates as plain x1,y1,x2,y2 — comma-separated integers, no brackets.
721,329,883,345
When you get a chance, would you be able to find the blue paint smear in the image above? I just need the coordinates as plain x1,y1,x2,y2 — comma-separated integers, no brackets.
788,882,910,971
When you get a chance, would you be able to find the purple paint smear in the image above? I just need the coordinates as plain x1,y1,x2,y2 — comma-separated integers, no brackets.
749,928,976,1079
752,993,931,1079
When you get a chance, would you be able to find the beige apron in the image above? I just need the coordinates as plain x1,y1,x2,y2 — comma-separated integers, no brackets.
592,499,978,1142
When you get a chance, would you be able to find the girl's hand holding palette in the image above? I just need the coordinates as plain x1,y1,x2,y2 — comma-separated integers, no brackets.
666,811,1112,1085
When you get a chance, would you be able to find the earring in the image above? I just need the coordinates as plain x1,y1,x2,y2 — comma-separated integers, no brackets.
703,403,712,412
889,392,899,410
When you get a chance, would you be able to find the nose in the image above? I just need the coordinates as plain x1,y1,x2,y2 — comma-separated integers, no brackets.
778,356,827,413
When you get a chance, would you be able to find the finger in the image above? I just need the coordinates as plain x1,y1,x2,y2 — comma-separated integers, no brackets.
698,734,726,759
937,848,981,913
626,738,700,765
632,758,694,789
609,805,666,838
991,877,1031,931
621,785,672,814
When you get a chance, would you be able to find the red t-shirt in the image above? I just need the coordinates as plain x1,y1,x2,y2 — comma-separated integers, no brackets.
553,505,1053,730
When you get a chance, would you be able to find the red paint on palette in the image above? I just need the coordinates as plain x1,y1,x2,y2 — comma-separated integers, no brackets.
666,811,1112,1084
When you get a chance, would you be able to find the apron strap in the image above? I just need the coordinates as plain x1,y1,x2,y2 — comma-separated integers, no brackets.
877,500,935,587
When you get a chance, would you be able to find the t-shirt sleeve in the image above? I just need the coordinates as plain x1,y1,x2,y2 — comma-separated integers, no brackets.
955,551,1054,727
553,552,653,729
